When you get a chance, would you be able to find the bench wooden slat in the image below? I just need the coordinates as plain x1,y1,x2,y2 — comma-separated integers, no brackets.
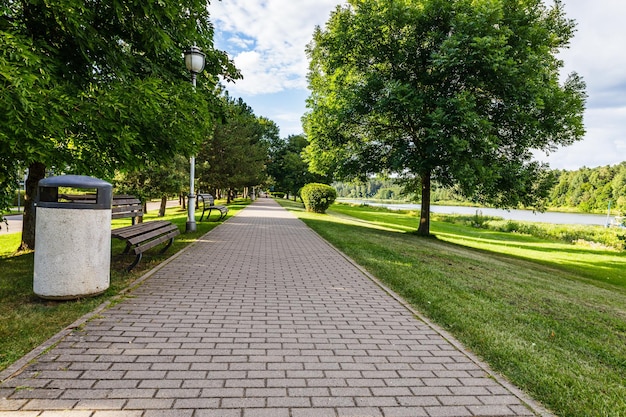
111,221,172,240
126,223,178,246
112,203,143,212
132,229,180,254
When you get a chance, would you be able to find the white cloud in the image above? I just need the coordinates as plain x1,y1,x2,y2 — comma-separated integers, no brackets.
535,0,626,168
539,106,626,170
210,0,344,95
559,0,626,109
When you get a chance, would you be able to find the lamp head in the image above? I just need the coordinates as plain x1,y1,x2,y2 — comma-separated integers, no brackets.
184,45,206,74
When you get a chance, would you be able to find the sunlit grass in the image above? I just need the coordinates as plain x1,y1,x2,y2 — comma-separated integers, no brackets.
330,202,626,288
278,198,626,417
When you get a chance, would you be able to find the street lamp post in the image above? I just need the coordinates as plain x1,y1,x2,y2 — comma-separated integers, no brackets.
184,45,205,233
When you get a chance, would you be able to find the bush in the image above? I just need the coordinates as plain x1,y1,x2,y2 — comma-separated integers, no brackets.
300,183,337,213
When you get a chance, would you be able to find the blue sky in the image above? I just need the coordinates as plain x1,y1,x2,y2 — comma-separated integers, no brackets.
209,0,626,171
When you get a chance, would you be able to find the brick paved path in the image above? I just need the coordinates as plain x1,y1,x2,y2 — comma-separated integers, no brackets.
0,198,548,416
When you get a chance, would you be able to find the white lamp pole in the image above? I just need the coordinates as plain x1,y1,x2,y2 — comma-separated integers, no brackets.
184,45,205,233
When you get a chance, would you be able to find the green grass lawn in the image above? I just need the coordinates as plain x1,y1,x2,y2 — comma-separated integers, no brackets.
0,199,247,372
329,203,626,288
278,199,626,417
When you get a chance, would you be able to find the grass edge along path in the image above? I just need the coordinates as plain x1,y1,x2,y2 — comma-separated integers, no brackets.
276,199,626,417
0,199,249,374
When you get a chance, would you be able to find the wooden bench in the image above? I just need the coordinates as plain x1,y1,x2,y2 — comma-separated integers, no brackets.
197,193,228,221
110,195,180,271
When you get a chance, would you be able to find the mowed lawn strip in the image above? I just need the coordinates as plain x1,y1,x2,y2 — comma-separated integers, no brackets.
277,199,626,417
0,199,247,372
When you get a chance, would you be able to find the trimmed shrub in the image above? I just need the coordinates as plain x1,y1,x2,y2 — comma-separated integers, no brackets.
300,183,337,213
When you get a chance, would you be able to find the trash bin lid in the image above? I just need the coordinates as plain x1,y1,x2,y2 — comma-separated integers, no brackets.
37,175,112,209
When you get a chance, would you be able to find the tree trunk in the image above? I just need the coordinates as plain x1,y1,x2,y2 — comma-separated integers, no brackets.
19,162,46,251
416,170,431,236
159,195,167,217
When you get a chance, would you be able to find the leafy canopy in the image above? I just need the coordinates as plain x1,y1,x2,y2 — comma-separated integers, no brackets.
266,134,329,199
196,96,275,199
304,0,586,235
0,0,239,244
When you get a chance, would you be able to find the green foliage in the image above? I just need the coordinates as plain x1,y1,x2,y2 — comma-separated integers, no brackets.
335,161,626,215
11,190,25,207
266,134,329,198
196,96,273,199
300,183,337,213
114,156,189,210
1,0,240,248
304,0,586,235
335,178,404,200
549,162,626,213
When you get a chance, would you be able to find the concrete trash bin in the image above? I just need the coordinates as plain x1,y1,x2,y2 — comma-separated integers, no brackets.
33,175,112,300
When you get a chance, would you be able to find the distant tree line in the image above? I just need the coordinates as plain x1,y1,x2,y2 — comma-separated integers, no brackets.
549,163,626,213
335,161,626,215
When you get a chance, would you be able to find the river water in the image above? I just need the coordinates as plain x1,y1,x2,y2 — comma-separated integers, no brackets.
338,199,616,226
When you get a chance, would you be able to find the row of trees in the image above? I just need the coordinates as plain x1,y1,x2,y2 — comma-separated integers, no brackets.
114,96,278,212
335,179,403,201
1,2,324,248
1,0,241,250
2,0,593,243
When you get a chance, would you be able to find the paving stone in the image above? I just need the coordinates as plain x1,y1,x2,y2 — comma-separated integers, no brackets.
381,407,429,417
336,407,383,417
291,408,337,417
75,399,126,410
0,399,28,410
21,399,77,410
91,412,142,417
143,410,193,417
39,412,92,417
195,410,241,417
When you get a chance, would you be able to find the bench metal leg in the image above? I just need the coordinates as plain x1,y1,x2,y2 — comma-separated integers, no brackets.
159,238,174,254
126,253,142,272
122,243,132,255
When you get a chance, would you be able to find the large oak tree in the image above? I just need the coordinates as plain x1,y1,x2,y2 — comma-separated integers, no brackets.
1,0,239,249
304,0,586,235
